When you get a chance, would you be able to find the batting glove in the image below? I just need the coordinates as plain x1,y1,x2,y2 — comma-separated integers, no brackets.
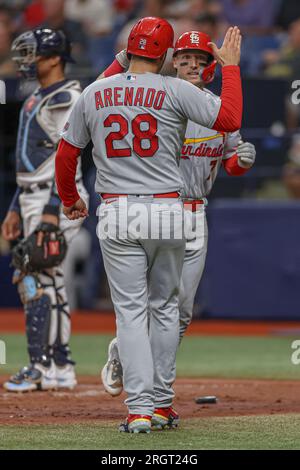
115,49,130,70
237,141,256,168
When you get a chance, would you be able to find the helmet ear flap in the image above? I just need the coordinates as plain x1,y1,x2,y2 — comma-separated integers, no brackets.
199,59,217,84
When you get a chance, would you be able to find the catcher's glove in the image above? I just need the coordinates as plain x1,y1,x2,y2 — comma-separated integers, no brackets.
11,222,67,272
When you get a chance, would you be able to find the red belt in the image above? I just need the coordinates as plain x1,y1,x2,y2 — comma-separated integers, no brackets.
182,199,205,212
101,192,180,199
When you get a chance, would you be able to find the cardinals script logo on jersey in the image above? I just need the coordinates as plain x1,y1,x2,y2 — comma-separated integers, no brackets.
181,133,226,159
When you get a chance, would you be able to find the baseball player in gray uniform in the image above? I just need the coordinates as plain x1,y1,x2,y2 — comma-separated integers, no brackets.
174,31,256,341
55,17,243,433
1,29,89,392
100,30,255,429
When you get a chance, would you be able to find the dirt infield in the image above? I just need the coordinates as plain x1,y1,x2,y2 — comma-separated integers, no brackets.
0,377,300,425
2,309,300,336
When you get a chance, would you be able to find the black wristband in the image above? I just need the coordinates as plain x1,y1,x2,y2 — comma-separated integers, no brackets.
42,204,60,217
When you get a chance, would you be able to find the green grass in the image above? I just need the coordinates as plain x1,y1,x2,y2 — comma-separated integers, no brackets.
1,415,300,450
0,334,300,380
1,334,300,450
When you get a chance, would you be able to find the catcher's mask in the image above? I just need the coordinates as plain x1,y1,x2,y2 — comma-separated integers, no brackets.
11,28,75,80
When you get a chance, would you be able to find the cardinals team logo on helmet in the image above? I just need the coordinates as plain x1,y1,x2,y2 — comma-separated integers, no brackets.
190,32,201,45
127,17,174,59
173,31,214,59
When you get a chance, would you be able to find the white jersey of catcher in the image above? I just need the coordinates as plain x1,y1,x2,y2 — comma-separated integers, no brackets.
180,90,241,199
62,72,222,194
180,90,241,198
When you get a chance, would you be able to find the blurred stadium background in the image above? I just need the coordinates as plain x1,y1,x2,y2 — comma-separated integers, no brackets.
1,0,300,320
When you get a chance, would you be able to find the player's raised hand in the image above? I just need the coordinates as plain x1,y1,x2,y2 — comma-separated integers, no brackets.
63,197,88,220
208,26,241,67
1,211,21,241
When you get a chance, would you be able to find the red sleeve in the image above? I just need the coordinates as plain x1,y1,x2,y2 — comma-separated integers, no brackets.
102,59,125,78
213,66,243,132
55,139,81,207
223,153,249,176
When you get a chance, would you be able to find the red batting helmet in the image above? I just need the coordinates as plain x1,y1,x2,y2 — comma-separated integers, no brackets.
173,31,217,84
173,31,214,60
127,17,174,59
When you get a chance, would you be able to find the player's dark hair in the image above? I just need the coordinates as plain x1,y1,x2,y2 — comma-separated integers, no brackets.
130,54,161,63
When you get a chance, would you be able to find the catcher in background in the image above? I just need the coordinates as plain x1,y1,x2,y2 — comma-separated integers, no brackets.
1,28,89,392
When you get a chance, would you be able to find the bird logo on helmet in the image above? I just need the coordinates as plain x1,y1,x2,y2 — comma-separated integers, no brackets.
11,28,75,80
173,31,217,84
127,17,174,59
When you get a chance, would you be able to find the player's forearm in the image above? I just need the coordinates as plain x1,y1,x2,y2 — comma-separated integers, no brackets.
99,59,125,79
223,154,249,176
213,66,243,132
55,139,81,207
8,187,21,214
97,50,129,79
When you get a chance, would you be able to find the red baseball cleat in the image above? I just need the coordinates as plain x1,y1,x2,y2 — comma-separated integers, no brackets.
152,406,180,429
119,414,152,433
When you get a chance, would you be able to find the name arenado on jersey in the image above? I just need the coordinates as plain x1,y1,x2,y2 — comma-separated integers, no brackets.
181,143,224,159
95,87,166,110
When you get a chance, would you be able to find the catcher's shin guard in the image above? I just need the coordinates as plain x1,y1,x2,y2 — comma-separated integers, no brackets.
46,268,75,367
15,272,52,364
25,294,52,365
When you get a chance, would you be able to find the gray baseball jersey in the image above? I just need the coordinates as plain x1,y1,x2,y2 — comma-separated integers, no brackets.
178,91,241,343
179,89,240,198
61,72,221,194
61,72,223,416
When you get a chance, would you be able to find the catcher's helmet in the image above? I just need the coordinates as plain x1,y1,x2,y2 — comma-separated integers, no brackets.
127,17,174,59
11,28,75,79
173,31,216,84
